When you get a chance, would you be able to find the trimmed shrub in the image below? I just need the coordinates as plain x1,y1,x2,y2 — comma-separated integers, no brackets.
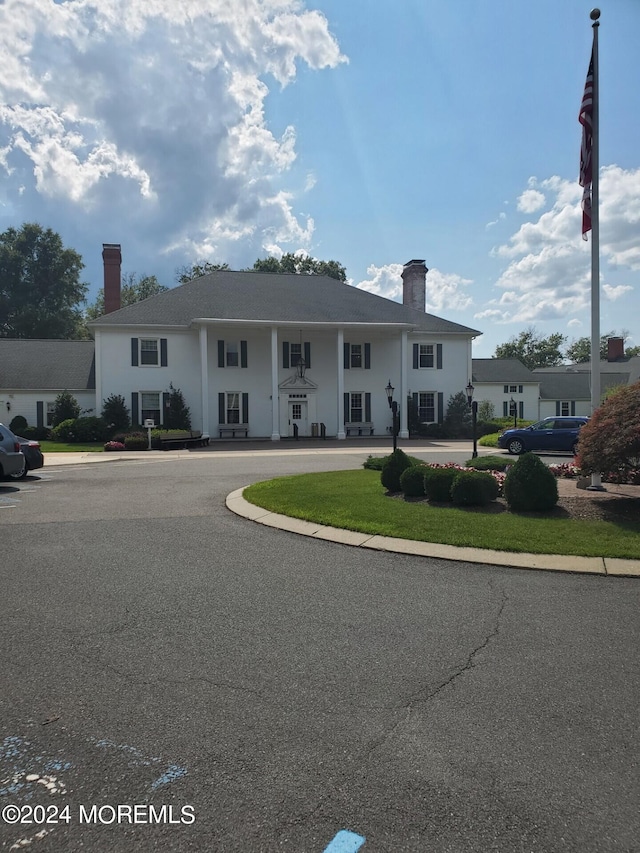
503,452,558,512
364,453,425,471
380,448,413,492
104,441,126,452
52,391,80,427
124,433,148,450
464,455,513,472
9,415,28,434
50,418,77,442
21,426,50,441
164,383,192,430
399,465,426,497
451,471,499,506
423,466,459,502
101,394,130,435
72,416,109,442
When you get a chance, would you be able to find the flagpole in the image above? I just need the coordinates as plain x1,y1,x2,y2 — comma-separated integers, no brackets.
588,8,604,490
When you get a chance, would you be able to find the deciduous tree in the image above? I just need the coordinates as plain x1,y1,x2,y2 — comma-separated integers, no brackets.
248,253,347,282
576,382,640,482
494,327,565,370
86,273,168,320
0,223,87,339
175,262,229,283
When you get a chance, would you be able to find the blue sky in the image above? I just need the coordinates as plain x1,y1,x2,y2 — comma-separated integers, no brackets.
0,0,638,356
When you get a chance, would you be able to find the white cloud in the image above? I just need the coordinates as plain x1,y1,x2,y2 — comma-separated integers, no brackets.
517,188,545,213
603,283,633,301
567,318,583,328
355,264,473,313
0,0,346,265
482,166,640,323
485,211,506,229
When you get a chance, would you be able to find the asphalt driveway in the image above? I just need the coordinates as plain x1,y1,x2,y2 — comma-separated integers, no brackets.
1,448,638,852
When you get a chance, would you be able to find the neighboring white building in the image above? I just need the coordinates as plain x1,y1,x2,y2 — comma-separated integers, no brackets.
0,339,96,429
87,251,481,440
470,358,539,421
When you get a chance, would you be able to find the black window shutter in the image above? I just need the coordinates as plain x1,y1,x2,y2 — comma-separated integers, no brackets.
218,393,225,424
571,401,576,415
364,343,371,369
436,344,443,369
37,401,44,428
160,338,168,367
344,342,350,369
504,385,509,394
503,401,508,417
162,392,170,424
241,340,248,368
518,384,523,394
131,338,139,366
283,342,289,369
304,341,311,369
364,392,371,422
344,392,349,423
413,344,419,369
131,393,139,425
556,401,561,415
412,392,418,407
519,401,524,418
242,393,249,424
218,340,225,368
437,392,444,424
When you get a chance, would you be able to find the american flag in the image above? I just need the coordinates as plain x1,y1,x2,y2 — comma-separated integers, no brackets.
579,48,594,239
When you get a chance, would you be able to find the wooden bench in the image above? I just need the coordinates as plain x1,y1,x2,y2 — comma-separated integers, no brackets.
345,423,374,437
218,425,249,438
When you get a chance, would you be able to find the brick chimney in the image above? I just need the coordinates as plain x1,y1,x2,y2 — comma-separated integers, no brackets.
102,243,122,314
401,259,428,312
607,336,625,362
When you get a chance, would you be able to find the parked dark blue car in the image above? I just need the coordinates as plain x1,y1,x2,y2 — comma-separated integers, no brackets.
498,416,589,455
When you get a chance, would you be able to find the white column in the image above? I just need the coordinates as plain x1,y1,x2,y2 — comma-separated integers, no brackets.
199,325,209,437
337,329,345,439
271,326,280,440
399,331,409,438
94,329,102,416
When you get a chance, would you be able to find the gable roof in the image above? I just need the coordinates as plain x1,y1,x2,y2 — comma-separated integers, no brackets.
472,358,534,383
89,270,481,336
0,340,95,390
537,371,629,400
533,355,640,384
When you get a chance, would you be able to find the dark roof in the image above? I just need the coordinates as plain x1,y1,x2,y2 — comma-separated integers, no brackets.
537,371,628,400
472,358,534,383
0,340,95,390
533,356,640,383
89,270,481,336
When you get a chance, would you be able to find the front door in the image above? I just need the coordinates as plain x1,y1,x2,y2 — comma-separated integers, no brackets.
288,400,308,437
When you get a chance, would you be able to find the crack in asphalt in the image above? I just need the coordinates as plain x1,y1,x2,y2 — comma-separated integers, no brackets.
365,587,509,758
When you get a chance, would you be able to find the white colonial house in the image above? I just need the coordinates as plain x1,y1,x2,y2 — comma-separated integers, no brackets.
0,339,96,429
85,248,481,440
470,358,540,421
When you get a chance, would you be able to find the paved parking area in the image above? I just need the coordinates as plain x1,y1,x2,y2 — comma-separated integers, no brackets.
1,450,639,852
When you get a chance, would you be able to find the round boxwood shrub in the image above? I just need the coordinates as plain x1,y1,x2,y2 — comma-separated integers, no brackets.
50,418,77,442
9,415,28,434
464,455,512,472
124,433,148,451
380,448,413,493
399,464,426,497
423,466,459,502
503,452,558,512
451,470,499,506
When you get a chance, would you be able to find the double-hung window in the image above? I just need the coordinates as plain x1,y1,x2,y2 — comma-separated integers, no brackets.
349,392,363,423
141,392,161,425
418,392,435,423
140,339,159,365
419,344,434,368
226,393,240,424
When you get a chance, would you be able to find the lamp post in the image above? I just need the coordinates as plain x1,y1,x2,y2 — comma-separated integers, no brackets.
510,397,517,428
385,380,398,452
465,381,478,459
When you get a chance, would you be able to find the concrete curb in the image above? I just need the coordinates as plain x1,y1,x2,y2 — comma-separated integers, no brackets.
226,488,640,578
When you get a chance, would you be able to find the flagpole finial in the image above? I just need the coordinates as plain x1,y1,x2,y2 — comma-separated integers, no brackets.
590,8,600,21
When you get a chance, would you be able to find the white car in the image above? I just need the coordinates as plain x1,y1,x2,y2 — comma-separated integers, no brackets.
0,423,26,479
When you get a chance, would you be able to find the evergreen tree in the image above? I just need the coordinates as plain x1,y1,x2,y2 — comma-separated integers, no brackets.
164,383,191,430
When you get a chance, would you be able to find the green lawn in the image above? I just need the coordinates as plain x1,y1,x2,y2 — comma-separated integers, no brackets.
244,469,640,560
40,441,104,453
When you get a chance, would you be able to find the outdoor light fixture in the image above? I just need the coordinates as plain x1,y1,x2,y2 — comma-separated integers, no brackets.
385,380,398,451
296,355,307,380
510,397,517,428
466,381,478,459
